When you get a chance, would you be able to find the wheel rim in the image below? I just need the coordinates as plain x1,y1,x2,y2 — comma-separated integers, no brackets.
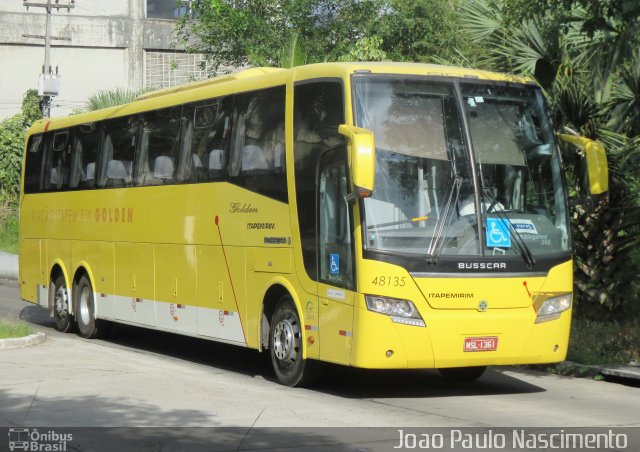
79,286,91,326
273,315,299,367
54,285,68,318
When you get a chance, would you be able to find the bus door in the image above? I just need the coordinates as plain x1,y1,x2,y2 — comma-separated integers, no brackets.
317,146,356,365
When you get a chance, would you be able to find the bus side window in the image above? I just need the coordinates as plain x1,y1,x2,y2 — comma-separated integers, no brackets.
228,86,287,202
24,134,44,193
137,106,181,186
69,123,100,189
43,130,70,191
178,97,232,183
98,116,138,188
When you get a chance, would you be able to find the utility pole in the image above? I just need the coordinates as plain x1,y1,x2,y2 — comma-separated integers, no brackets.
22,0,75,117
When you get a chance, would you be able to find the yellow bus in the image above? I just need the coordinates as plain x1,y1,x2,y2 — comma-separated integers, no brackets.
19,62,608,386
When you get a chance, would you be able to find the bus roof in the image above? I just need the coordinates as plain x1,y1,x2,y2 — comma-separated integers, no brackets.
27,62,533,135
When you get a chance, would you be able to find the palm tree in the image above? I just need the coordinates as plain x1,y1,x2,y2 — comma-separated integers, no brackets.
85,88,147,112
459,0,640,316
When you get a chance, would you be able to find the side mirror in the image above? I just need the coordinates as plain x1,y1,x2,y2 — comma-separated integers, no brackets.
557,133,608,196
338,124,375,198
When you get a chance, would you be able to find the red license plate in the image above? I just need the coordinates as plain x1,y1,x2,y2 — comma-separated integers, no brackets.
464,336,498,352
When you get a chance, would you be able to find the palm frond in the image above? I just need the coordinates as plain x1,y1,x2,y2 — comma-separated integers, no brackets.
459,0,502,43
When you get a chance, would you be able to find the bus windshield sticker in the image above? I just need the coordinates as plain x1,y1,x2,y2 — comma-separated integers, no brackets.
486,218,511,248
330,254,340,275
509,219,538,235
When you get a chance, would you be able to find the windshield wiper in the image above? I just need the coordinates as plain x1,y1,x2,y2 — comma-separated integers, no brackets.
427,176,462,263
482,189,536,268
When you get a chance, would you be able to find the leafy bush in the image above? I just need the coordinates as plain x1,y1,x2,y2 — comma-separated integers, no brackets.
568,317,640,365
0,114,27,207
0,208,19,254
0,89,40,207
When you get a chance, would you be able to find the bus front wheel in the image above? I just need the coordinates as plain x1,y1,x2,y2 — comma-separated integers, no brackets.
269,296,311,387
51,273,74,333
75,275,101,339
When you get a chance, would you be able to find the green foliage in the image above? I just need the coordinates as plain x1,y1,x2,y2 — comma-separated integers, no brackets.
339,36,387,62
0,209,19,254
177,0,472,71
378,0,472,65
22,89,41,124
85,88,146,112
176,0,386,71
0,114,28,207
0,319,33,339
0,89,41,207
567,317,640,365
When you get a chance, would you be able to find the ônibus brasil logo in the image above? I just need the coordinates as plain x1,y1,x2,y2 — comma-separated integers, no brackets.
8,428,72,451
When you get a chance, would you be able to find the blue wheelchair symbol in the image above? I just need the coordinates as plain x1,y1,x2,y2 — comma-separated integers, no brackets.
329,254,340,275
486,218,511,248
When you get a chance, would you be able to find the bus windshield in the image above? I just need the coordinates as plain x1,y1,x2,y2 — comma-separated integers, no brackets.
354,76,570,260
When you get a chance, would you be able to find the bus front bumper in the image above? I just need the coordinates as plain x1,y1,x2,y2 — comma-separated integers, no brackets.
349,304,571,369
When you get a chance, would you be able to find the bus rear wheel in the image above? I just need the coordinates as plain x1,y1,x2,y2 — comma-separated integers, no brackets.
75,275,101,339
438,366,487,382
269,296,311,387
51,273,74,333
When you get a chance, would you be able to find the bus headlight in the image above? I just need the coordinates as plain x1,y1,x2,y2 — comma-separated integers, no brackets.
535,294,572,323
365,295,426,327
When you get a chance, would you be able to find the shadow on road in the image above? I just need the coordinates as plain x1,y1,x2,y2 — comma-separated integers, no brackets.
19,304,56,329
1,389,393,451
19,304,545,399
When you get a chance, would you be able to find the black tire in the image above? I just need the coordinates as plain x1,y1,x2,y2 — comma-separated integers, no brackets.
51,273,75,333
438,366,487,382
269,296,313,387
75,275,102,339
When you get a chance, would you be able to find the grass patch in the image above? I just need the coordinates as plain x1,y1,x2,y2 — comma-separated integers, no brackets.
567,317,640,365
0,208,18,254
0,319,33,339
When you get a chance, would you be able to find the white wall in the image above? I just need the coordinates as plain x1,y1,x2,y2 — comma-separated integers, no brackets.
0,45,128,118
2,0,128,17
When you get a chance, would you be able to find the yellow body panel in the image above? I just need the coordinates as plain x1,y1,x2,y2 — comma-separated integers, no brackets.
20,62,574,372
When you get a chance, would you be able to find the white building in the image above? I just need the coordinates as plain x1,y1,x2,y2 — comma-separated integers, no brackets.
0,0,208,119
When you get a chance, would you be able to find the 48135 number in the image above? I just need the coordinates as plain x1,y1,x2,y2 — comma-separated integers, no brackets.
371,276,406,287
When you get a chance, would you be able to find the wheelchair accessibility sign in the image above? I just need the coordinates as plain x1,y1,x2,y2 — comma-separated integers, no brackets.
486,218,511,248
329,254,340,275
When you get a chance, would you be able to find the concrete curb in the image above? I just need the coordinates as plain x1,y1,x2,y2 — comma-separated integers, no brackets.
0,331,46,349
0,252,18,280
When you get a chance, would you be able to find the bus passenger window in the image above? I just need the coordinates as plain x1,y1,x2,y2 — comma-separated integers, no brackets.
228,86,287,202
98,116,138,188
178,98,231,183
137,106,181,186
24,134,44,193
43,130,70,191
69,123,100,189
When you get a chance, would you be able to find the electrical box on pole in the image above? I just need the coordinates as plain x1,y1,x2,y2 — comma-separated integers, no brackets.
38,73,61,96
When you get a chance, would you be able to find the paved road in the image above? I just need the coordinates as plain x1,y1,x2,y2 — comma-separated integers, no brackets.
1,280,638,450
